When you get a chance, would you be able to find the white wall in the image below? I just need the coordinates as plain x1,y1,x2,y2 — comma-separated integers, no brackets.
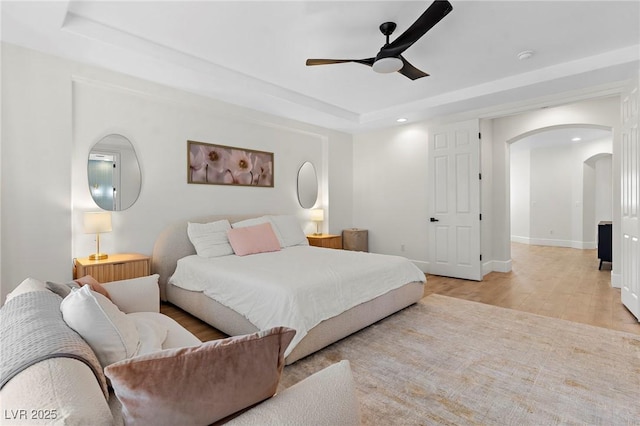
2,44,73,300
510,149,531,242
352,124,429,269
510,138,612,248
594,155,613,224
1,43,353,301
530,144,574,245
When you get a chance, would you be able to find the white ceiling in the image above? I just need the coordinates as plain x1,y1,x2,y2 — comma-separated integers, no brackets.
2,1,639,133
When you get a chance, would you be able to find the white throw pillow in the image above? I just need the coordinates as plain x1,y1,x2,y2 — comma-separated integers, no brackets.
61,285,140,368
231,216,270,229
102,274,161,314
129,313,169,356
187,220,234,258
5,277,47,302
268,215,309,247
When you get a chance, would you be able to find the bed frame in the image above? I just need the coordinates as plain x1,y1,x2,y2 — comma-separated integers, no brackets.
152,215,424,364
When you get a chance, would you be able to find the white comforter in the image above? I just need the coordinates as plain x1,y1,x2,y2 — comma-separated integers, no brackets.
169,246,426,356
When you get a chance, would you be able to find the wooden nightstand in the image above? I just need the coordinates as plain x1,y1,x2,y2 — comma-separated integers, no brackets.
74,253,151,282
307,234,343,249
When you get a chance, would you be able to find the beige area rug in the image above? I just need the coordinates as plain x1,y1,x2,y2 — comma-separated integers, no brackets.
280,294,640,425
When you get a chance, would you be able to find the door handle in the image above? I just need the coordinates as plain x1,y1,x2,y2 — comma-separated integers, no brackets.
430,218,439,222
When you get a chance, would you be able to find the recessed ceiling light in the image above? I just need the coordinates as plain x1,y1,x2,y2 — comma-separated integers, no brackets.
572,137,582,142
397,118,408,123
517,50,534,60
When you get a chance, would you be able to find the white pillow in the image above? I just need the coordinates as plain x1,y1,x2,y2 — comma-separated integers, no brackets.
128,313,169,356
61,285,140,368
5,277,47,302
101,274,160,314
187,220,234,258
231,216,270,229
268,215,309,247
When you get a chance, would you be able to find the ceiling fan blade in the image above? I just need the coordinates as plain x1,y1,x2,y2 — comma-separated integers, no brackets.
398,56,429,80
381,0,453,58
306,58,375,67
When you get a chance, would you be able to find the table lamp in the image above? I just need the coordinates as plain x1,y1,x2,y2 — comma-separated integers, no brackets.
84,212,112,260
310,209,324,235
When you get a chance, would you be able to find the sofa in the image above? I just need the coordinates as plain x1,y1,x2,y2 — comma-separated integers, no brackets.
0,276,361,425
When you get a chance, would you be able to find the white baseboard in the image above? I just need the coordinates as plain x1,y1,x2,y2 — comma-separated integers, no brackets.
611,272,622,288
511,236,596,250
482,261,492,276
483,259,512,274
412,260,429,273
418,260,511,277
570,240,596,249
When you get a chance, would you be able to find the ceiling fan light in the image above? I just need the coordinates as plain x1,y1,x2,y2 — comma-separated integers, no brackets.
372,57,403,74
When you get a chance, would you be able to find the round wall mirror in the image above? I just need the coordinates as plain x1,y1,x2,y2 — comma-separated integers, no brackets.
88,134,141,211
297,161,318,208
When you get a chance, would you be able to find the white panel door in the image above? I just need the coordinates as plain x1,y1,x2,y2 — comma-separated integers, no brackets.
427,119,482,281
621,75,640,321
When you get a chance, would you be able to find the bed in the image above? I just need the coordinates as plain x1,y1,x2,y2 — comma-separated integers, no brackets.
152,214,425,364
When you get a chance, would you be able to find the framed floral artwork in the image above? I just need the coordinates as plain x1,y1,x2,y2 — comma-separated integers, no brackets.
187,140,274,187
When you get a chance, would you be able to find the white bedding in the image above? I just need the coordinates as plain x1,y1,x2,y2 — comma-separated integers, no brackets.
169,246,426,356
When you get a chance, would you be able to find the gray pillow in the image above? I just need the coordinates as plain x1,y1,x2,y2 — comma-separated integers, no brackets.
45,281,80,298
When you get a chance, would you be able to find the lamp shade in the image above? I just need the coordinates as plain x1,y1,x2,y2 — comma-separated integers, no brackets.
84,212,112,234
310,209,324,222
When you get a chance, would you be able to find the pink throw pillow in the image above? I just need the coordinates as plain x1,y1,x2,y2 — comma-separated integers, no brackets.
227,222,281,256
74,275,111,300
105,327,296,425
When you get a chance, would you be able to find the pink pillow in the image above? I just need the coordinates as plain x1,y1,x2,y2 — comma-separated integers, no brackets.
104,327,296,425
227,222,281,256
74,275,111,300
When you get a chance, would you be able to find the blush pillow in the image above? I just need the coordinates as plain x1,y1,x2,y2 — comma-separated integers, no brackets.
104,327,296,426
227,222,281,256
74,275,111,300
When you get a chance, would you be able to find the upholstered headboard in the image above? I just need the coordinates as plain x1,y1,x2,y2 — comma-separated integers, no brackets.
152,214,271,301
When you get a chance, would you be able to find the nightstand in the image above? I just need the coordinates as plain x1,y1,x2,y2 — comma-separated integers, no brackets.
307,234,343,249
74,253,151,282
342,228,369,252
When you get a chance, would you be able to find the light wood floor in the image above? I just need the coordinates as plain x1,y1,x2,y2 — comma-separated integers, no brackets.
425,243,640,335
162,243,640,340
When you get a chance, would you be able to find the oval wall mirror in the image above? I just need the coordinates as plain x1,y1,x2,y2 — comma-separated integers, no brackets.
88,134,141,211
297,161,318,208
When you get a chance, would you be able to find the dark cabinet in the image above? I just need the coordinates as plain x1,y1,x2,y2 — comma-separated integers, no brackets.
597,221,612,269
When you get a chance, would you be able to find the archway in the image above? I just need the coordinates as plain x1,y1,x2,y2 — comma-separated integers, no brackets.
487,96,621,285
508,125,612,253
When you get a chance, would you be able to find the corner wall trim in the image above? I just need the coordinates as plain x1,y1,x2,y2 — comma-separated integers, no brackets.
489,259,513,273
611,272,622,288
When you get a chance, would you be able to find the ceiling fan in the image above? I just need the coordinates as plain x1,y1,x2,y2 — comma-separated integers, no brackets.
306,0,453,80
